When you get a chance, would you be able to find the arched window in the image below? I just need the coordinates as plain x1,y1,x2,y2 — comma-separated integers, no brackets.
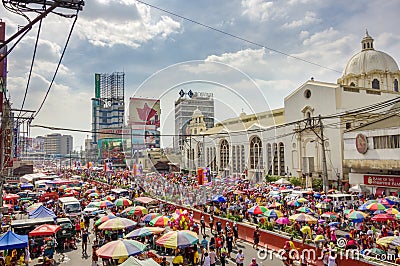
219,139,229,170
273,143,278,175
240,145,245,173
394,79,399,92
267,143,272,175
250,136,262,169
279,142,285,176
232,145,237,172
350,82,355,86
372,79,380,89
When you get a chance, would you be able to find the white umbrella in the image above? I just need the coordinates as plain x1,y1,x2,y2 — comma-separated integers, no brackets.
274,178,292,185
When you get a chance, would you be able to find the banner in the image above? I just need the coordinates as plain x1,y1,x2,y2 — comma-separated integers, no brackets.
129,98,160,127
95,73,100,98
364,174,400,188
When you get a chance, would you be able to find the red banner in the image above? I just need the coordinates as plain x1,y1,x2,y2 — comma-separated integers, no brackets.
364,175,400,188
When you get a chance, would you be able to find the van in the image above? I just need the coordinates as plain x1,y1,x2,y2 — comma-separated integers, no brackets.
58,197,81,219
327,194,358,205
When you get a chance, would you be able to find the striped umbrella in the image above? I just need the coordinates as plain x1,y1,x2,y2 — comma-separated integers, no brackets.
268,202,282,208
98,217,137,230
378,198,392,206
149,216,170,227
114,198,132,207
124,227,165,238
247,205,268,215
385,196,400,204
95,214,117,226
343,209,355,215
103,195,116,201
372,214,395,222
347,211,367,221
366,203,387,211
276,217,290,225
296,198,308,203
88,193,99,198
386,207,400,215
96,239,146,259
296,207,313,213
288,200,302,207
141,213,160,223
156,230,199,249
321,212,338,219
289,213,317,224
264,209,283,218
94,200,114,208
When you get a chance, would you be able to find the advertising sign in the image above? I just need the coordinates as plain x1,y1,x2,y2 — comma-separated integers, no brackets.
364,174,400,188
95,73,100,98
131,128,160,150
98,138,127,165
129,98,160,127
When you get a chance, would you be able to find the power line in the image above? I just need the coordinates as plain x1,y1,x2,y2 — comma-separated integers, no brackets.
33,10,79,118
135,0,342,74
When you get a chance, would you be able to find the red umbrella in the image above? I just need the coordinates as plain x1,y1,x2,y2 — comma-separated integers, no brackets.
29,224,61,237
371,214,394,222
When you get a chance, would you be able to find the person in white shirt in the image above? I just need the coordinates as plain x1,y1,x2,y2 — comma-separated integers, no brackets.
327,252,336,266
203,253,211,266
236,249,244,266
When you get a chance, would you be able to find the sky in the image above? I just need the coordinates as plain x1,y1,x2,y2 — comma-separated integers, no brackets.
2,0,400,150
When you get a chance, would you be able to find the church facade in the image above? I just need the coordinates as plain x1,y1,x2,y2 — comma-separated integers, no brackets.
183,32,400,187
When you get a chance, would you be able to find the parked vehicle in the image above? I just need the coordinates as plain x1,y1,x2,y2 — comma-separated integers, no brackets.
11,217,55,235
57,197,81,219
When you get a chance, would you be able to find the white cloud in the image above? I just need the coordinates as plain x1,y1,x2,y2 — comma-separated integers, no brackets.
282,11,320,29
241,0,274,22
205,48,266,68
76,1,181,47
299,30,310,39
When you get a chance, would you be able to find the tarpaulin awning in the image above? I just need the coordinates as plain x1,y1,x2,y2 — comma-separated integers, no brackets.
29,205,56,219
119,257,160,266
0,231,28,250
29,224,61,237
134,197,157,204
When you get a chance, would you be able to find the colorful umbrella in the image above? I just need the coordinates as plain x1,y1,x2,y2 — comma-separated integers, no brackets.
321,212,338,219
212,195,227,203
94,200,114,208
347,211,367,221
386,207,400,215
156,230,199,248
149,216,170,227
377,198,392,206
296,207,313,213
98,217,137,230
84,189,98,195
343,209,354,215
87,201,100,208
276,217,290,225
288,200,301,207
247,205,268,215
366,203,387,211
114,198,132,207
88,192,99,198
96,239,146,259
103,195,116,201
141,213,160,223
289,213,317,224
264,209,283,218
95,214,117,226
296,198,308,203
132,206,148,216
385,196,400,204
371,214,395,222
376,236,397,247
124,227,165,238
27,203,42,213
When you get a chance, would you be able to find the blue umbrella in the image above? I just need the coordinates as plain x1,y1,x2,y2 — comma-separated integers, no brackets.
358,204,369,211
212,195,227,203
328,222,339,227
373,210,386,215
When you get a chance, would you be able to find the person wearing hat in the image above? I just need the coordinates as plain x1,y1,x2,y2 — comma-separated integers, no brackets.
250,258,258,266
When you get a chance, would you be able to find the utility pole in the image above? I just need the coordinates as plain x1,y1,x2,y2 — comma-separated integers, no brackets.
319,115,329,194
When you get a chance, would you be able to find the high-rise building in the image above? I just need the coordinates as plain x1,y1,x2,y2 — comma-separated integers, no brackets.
91,72,125,144
43,133,73,156
174,91,214,150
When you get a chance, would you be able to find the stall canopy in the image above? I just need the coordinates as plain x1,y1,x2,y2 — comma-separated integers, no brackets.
134,197,157,205
20,183,34,189
29,224,61,237
28,205,56,219
274,178,292,185
349,184,368,193
0,231,28,250
119,257,160,266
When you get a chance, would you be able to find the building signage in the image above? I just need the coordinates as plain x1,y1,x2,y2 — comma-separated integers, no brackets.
364,175,400,188
356,133,368,154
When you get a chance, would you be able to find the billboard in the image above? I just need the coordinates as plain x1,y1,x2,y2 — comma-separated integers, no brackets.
98,138,127,165
131,128,160,150
129,98,160,127
95,73,100,98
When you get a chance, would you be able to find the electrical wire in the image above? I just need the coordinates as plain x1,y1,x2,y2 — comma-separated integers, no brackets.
33,10,79,118
18,18,42,118
135,0,342,74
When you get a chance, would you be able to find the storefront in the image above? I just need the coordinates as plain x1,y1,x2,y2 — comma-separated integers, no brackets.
349,173,400,196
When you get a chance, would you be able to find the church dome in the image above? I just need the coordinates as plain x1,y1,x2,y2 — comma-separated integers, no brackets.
343,31,399,76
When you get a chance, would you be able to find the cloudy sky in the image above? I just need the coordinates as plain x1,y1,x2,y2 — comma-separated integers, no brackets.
2,0,400,149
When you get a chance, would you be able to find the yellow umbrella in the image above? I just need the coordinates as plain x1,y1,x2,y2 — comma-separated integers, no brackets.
296,198,308,203
289,213,318,224
376,236,396,247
